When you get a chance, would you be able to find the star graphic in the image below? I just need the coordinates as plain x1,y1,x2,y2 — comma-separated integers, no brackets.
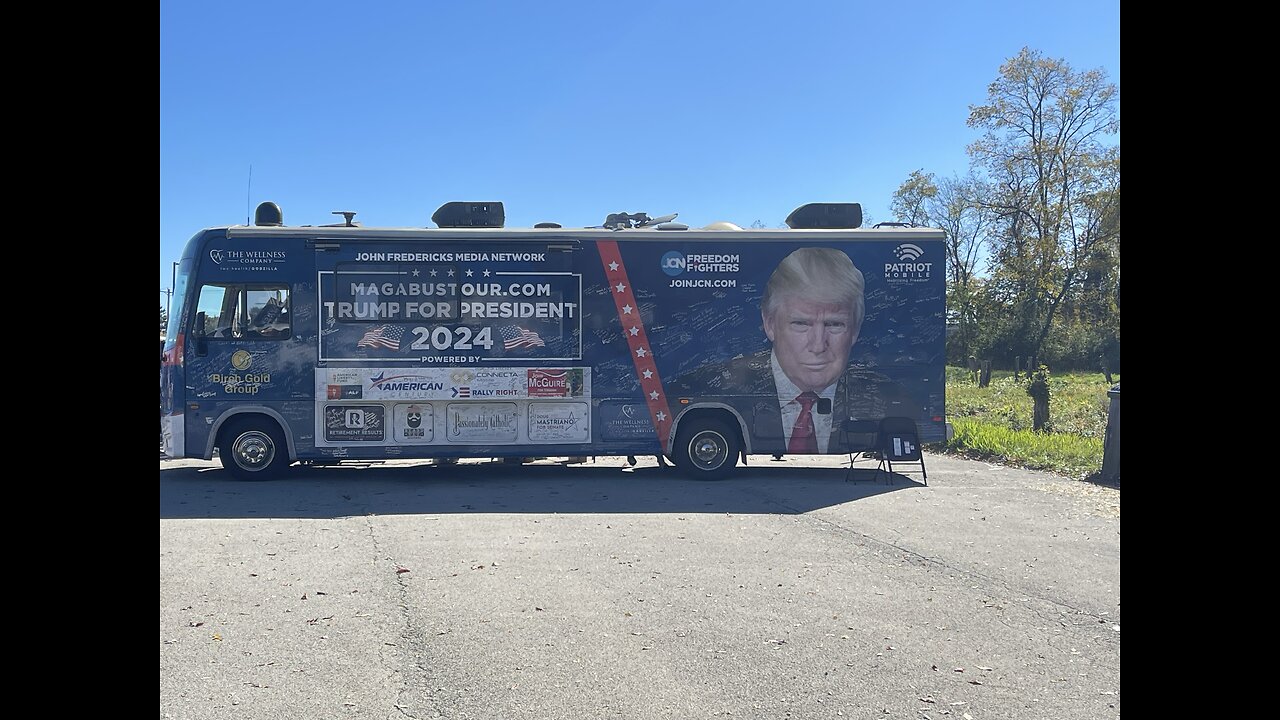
615,282,626,293
447,269,455,277
622,304,633,314
483,269,491,277
649,390,659,400
412,269,420,277
465,269,474,277
642,369,653,379
430,269,438,277
655,411,667,422
608,261,619,272
629,327,639,336
636,347,647,357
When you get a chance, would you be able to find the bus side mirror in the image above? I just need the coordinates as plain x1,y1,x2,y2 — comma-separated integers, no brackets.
816,397,832,415
194,312,208,357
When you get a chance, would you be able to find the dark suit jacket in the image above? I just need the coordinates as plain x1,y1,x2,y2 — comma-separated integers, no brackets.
665,350,919,454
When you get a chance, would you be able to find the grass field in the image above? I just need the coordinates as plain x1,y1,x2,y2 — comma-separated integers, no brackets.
941,367,1118,480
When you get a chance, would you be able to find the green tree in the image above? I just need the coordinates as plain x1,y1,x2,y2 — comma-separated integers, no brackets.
890,169,937,227
1049,150,1120,370
966,47,1120,366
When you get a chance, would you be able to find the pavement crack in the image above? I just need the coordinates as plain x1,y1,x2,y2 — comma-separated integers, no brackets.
364,515,435,720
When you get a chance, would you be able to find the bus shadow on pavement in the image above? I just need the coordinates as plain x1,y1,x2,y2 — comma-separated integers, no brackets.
159,460,921,519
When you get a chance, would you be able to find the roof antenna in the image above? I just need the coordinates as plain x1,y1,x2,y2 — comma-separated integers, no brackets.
594,211,678,230
245,165,253,225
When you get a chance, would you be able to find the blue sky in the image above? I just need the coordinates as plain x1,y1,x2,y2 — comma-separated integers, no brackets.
160,1,1119,292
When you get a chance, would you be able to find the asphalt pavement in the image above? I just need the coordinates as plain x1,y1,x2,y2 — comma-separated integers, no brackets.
160,453,1120,719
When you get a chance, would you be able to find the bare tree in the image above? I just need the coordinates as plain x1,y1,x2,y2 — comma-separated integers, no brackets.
892,171,993,360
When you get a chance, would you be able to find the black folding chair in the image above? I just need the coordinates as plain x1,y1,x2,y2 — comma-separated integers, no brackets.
876,417,927,485
841,419,881,483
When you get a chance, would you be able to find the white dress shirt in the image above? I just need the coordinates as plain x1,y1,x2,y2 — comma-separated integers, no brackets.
770,352,837,453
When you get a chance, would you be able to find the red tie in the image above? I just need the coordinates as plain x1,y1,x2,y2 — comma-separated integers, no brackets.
788,391,819,454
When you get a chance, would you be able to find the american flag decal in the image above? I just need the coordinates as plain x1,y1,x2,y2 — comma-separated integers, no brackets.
357,324,405,350
597,240,673,451
501,326,545,349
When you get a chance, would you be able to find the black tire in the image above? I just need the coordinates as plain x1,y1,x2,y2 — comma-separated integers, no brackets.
672,419,740,480
218,417,290,481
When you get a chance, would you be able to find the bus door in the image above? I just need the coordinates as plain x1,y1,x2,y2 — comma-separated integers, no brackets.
184,282,297,452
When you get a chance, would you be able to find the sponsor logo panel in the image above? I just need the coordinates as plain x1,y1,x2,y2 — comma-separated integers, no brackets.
315,368,589,401
445,403,518,443
527,369,586,398
884,244,934,283
528,402,591,443
324,405,385,442
392,403,435,444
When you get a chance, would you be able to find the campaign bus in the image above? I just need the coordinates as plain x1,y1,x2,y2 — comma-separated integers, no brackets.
160,201,945,479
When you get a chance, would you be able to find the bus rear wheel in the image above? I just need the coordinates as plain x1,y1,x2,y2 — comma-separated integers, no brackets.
672,419,740,480
219,418,289,481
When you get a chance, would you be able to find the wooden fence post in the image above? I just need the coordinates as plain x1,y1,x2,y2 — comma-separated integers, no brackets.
1027,365,1051,432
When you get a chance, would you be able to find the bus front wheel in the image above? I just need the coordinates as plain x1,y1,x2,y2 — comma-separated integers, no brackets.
219,418,290,481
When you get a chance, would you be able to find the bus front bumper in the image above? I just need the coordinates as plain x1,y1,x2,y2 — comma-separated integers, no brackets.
162,414,185,458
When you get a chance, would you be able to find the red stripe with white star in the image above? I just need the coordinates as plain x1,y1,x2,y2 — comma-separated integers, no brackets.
597,240,673,451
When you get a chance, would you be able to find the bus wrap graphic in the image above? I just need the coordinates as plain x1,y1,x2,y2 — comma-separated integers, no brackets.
318,264,582,362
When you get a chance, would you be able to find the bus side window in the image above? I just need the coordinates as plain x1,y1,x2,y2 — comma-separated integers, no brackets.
244,288,291,339
193,285,290,340
194,285,238,338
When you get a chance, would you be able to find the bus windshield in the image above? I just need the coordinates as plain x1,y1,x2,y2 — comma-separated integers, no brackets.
164,258,193,350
